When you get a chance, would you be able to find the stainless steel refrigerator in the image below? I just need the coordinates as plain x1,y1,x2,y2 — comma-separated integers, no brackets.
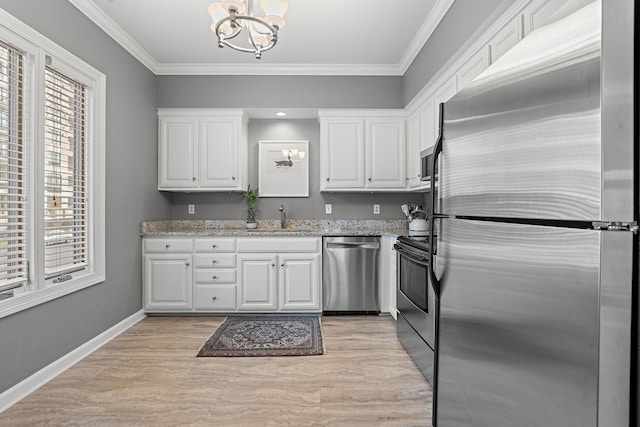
427,2,636,426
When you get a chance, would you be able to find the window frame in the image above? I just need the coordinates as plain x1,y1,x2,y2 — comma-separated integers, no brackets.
0,9,105,319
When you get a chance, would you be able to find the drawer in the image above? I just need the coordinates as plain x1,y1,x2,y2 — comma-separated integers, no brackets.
144,238,193,253
236,237,320,253
194,285,236,310
194,253,236,268
195,269,236,284
194,238,236,253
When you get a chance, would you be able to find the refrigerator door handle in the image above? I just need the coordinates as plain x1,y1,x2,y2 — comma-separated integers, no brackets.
428,102,444,298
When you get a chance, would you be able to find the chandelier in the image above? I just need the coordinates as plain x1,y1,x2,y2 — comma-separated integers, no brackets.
208,0,289,59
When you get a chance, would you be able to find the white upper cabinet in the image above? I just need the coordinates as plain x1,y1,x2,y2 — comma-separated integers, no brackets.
320,112,406,192
457,46,491,91
521,0,588,36
406,110,422,188
158,117,199,189
199,117,240,188
320,117,365,190
490,17,522,64
433,75,458,108
365,118,406,189
158,109,247,191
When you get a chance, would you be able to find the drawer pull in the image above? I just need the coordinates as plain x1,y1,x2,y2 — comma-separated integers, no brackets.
212,296,217,301
212,244,217,248
271,263,275,267
212,260,217,264
165,244,170,248
185,262,190,267
212,276,218,279
281,263,285,267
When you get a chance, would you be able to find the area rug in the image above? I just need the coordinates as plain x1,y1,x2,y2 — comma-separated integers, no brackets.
196,316,325,357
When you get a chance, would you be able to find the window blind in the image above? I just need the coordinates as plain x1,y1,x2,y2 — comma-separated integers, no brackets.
43,65,87,278
0,40,28,289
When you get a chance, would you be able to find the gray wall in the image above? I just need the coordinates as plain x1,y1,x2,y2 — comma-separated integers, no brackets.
169,119,424,220
402,0,509,105
157,75,404,109
0,0,168,393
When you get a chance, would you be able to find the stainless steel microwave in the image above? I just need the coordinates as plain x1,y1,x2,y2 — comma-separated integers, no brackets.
420,146,435,182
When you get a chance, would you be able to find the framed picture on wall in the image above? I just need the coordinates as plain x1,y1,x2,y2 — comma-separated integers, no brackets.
258,140,309,197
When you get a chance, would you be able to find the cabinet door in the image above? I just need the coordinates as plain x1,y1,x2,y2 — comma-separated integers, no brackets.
158,117,198,189
279,253,321,311
457,46,490,91
434,75,458,107
522,0,586,36
144,254,192,311
321,118,365,189
420,96,436,151
490,17,522,64
199,118,239,189
406,111,422,188
365,118,406,189
237,254,277,311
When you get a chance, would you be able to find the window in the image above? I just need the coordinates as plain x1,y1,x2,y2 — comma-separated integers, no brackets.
0,10,105,317
0,40,27,296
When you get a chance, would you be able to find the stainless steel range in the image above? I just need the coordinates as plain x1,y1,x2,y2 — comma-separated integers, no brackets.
394,235,436,385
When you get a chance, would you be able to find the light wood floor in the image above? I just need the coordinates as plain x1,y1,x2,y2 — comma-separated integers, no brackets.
0,315,432,426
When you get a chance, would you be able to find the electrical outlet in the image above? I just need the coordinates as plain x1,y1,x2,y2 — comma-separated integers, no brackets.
373,204,381,215
325,204,332,215
188,204,195,215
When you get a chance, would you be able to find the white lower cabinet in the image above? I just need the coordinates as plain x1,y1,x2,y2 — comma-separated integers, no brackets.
143,236,321,313
144,254,193,311
237,253,278,311
279,253,321,311
237,237,322,312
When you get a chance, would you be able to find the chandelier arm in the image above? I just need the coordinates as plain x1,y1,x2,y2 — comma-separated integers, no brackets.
215,15,278,51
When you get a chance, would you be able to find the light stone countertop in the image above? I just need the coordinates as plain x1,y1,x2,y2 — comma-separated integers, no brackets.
140,219,408,238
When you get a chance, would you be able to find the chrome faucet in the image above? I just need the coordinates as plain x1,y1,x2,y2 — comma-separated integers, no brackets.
278,204,286,229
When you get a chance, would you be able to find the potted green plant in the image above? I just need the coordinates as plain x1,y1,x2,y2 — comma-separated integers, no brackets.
242,185,259,229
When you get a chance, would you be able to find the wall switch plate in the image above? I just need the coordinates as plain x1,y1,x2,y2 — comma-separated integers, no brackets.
373,204,381,215
325,204,332,215
188,204,195,215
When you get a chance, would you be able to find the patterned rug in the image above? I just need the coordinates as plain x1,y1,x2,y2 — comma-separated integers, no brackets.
196,316,325,357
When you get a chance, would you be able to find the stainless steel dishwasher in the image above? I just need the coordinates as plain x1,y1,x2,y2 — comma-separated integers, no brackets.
322,236,380,314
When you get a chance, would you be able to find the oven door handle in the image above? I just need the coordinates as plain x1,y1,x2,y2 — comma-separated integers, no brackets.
394,244,429,266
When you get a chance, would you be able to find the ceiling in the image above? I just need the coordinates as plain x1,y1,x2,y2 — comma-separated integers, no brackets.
68,0,455,76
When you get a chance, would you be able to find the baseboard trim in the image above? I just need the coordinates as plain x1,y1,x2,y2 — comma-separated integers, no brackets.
0,309,146,414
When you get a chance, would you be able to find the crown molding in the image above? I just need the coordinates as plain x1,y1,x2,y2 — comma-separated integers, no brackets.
68,0,160,73
399,0,456,74
154,62,403,76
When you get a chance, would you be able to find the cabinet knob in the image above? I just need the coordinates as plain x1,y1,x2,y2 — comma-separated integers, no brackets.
185,262,190,267
212,244,217,248
368,177,372,182
212,259,217,264
326,178,330,182
281,263,285,267
192,177,196,181
232,176,236,180
212,296,217,301
212,276,218,279
165,244,170,248
271,263,275,267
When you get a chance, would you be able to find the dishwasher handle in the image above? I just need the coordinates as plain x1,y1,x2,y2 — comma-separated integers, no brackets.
325,241,380,250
